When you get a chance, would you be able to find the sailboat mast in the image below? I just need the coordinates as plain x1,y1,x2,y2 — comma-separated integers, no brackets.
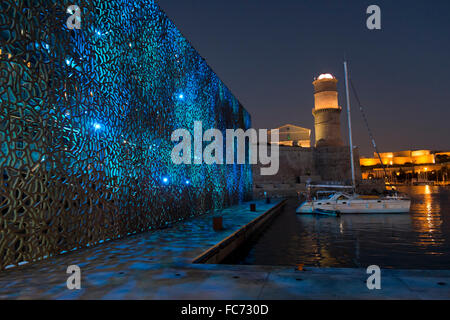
344,61,356,191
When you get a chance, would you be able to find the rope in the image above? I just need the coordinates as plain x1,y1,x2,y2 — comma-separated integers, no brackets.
349,78,391,186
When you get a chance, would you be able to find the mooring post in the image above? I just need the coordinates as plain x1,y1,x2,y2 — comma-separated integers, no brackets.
213,216,224,231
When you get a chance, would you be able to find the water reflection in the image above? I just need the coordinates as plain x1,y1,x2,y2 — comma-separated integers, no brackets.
403,185,444,252
235,186,450,269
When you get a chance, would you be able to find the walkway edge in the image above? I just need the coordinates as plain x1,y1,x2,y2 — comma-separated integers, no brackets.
192,199,287,264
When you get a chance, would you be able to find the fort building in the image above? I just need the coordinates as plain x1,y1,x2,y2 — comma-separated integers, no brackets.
360,150,450,184
268,124,311,148
253,73,361,197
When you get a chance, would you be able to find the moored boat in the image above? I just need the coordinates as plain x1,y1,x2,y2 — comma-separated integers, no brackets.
296,190,411,214
313,208,341,216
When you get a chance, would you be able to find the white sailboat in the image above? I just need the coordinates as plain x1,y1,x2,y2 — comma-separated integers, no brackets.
296,61,411,215
296,187,411,214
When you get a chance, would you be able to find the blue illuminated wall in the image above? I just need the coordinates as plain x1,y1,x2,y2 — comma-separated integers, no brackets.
0,0,252,269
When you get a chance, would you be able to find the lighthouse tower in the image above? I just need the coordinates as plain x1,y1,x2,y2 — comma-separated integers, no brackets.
312,73,343,147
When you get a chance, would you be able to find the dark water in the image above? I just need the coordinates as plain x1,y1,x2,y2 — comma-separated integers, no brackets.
231,186,450,269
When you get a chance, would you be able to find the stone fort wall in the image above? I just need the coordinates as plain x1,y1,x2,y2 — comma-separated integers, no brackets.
253,145,362,197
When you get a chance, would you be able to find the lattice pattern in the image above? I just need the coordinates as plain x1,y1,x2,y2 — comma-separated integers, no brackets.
0,0,252,269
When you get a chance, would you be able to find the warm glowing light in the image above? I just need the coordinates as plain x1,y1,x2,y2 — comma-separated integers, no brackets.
360,158,381,166
411,150,430,157
318,73,334,80
363,149,440,168
424,167,428,171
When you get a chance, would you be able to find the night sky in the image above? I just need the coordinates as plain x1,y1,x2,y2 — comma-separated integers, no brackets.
158,0,450,156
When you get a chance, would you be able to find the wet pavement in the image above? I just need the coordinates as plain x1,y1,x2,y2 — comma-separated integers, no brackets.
0,200,281,299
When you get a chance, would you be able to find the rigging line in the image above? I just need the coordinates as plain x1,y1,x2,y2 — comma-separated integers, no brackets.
348,78,391,185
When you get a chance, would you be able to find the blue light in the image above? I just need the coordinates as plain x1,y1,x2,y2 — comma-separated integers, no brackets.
4,0,253,271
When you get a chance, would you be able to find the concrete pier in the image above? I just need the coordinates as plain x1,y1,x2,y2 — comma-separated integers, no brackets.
0,199,449,300
1,263,449,299
0,200,284,299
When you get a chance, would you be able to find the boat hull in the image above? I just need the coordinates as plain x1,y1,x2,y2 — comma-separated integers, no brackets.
313,208,340,216
296,199,411,214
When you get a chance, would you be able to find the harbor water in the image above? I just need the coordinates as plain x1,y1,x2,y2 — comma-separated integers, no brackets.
230,186,450,269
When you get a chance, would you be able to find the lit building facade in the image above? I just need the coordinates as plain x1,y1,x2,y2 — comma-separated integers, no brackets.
0,0,252,269
360,150,438,166
268,124,311,147
360,150,450,184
